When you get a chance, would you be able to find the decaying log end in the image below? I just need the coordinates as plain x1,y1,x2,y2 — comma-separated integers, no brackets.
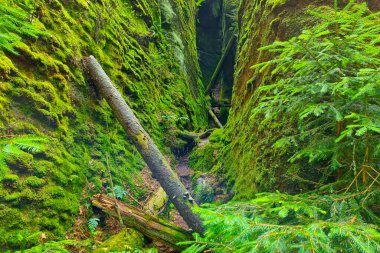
90,194,193,251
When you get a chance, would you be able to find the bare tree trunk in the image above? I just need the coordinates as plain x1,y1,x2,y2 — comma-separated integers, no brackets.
92,194,191,250
84,56,204,234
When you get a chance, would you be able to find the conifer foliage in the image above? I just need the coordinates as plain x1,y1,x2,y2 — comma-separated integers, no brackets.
251,1,380,184
181,192,380,253
182,2,380,252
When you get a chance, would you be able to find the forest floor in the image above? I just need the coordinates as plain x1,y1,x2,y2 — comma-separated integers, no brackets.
64,136,211,252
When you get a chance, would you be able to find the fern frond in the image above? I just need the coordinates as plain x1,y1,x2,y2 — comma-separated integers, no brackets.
0,135,49,173
87,218,100,234
11,136,49,154
0,3,48,54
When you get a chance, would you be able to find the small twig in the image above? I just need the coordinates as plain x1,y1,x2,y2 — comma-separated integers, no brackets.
123,185,145,209
365,169,380,185
344,167,365,193
0,134,18,138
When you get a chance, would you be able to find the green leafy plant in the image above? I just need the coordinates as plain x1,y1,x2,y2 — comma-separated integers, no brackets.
162,113,190,124
107,185,127,200
251,1,380,186
18,239,82,252
181,192,380,252
87,217,100,234
0,135,49,176
0,2,48,54
14,229,43,252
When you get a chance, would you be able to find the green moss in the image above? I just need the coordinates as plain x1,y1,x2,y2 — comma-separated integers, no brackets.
24,176,45,188
42,185,65,198
0,0,207,249
211,0,335,199
189,129,227,173
4,152,34,173
93,228,145,252
32,161,50,177
2,174,19,187
0,53,16,77
0,204,23,229
3,192,21,203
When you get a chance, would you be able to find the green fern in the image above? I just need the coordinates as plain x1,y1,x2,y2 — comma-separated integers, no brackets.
0,135,49,177
0,2,48,55
87,217,100,234
107,185,127,200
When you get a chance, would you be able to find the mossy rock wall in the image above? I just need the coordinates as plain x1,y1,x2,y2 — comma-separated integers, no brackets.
196,0,223,85
225,0,326,199
207,0,379,199
0,0,206,249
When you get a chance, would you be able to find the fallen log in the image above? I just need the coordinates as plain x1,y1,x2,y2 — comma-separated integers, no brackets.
209,108,224,128
84,56,204,234
91,194,191,250
175,129,215,141
206,31,237,93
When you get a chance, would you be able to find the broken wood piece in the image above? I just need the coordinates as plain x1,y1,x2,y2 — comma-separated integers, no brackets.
91,194,191,251
146,187,168,215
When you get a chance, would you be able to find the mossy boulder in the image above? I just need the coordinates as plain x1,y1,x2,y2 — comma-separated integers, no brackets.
193,176,215,204
93,228,145,252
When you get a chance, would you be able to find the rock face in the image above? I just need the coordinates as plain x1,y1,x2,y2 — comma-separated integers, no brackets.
0,0,206,249
197,0,223,85
226,0,332,199
197,0,239,124
194,0,379,199
228,0,380,198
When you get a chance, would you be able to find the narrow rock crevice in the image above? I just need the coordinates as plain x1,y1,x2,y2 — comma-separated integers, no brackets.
196,0,238,124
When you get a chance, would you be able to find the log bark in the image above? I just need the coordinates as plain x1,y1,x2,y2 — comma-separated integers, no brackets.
84,56,204,234
91,194,191,250
175,129,214,140
146,187,168,214
209,109,224,128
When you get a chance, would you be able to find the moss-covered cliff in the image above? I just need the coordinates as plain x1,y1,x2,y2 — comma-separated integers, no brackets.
226,0,327,199
191,0,379,200
0,0,206,249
